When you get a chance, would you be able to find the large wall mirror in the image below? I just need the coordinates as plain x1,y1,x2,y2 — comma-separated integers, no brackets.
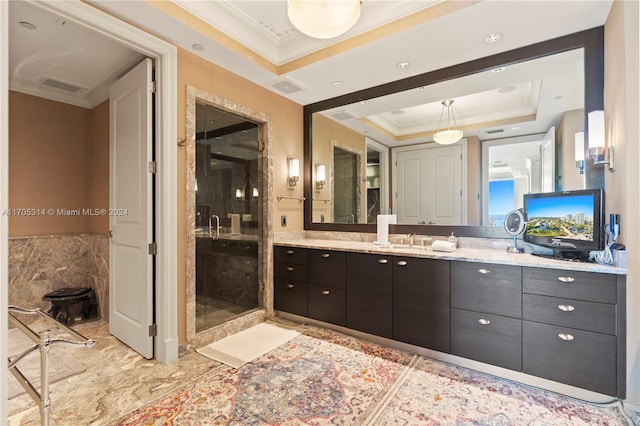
304,28,604,237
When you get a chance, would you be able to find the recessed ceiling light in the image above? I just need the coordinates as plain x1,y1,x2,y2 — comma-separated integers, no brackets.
332,81,344,88
485,33,502,43
491,66,507,73
192,43,205,51
397,62,410,69
19,21,37,30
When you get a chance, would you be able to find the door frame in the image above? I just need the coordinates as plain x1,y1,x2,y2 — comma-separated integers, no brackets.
1,1,9,421
12,1,178,363
185,86,273,347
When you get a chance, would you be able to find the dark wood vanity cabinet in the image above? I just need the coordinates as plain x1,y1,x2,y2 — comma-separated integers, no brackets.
450,262,523,371
274,246,308,317
522,267,625,397
346,252,393,338
273,245,626,397
393,257,450,352
307,249,346,326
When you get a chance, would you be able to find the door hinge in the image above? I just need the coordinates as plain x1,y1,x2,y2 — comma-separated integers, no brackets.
148,242,157,255
149,324,157,337
148,81,156,93
148,161,157,174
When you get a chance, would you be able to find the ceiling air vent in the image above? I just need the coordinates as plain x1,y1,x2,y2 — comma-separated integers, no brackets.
41,77,85,93
330,110,355,121
271,79,302,94
486,128,504,134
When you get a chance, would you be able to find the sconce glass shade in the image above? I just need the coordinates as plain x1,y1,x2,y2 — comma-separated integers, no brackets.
288,158,300,186
433,99,463,145
588,110,605,149
316,164,326,191
252,187,259,198
574,131,585,161
287,0,361,39
235,188,243,199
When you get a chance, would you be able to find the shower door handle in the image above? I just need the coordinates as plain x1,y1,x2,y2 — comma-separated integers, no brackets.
209,215,220,240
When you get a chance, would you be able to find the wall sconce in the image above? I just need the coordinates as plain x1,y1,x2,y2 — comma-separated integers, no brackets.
252,187,259,198
235,188,244,199
288,158,300,188
588,110,615,171
574,131,585,175
315,164,326,191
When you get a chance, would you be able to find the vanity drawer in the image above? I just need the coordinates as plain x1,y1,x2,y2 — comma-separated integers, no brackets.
451,308,522,371
274,279,307,317
308,249,346,288
307,284,346,326
274,262,308,282
451,262,522,318
523,267,616,303
274,246,308,265
523,321,616,396
523,294,616,335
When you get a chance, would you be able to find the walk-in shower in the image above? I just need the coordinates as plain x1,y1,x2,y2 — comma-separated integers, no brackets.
194,103,261,331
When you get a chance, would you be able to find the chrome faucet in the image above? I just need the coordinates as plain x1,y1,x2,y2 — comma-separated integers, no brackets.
403,233,415,246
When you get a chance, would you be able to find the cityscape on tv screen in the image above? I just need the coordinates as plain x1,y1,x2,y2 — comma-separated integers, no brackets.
526,194,594,241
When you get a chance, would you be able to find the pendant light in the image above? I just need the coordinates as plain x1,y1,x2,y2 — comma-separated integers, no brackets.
433,99,463,145
287,0,362,39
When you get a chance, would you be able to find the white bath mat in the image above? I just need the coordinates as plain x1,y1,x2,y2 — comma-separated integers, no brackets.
196,322,301,368
8,328,86,399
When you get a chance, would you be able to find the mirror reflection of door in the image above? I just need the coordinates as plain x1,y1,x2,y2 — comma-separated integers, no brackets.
482,130,555,226
394,143,464,225
333,147,359,223
365,137,389,223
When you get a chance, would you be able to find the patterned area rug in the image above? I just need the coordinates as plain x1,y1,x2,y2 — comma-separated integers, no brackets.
369,357,631,425
115,325,632,425
115,326,413,425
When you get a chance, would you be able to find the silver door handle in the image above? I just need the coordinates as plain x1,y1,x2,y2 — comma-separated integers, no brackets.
378,259,388,264
286,284,294,289
478,268,490,274
558,304,575,312
321,253,330,258
322,290,330,295
558,333,575,341
286,250,294,255
396,260,408,266
557,276,575,283
477,318,491,325
286,267,294,272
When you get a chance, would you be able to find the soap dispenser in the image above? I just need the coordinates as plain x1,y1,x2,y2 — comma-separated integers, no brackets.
447,232,458,248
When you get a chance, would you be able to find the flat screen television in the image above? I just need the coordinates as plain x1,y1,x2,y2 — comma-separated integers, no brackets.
523,189,604,261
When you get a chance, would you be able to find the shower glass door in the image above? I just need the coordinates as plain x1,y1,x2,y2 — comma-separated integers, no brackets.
195,103,261,332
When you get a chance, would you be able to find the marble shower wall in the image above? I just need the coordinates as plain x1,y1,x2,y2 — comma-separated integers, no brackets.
8,234,109,320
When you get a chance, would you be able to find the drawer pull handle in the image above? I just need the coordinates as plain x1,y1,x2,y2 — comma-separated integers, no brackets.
397,260,408,266
286,250,294,255
558,333,575,341
286,284,294,289
557,276,575,283
558,304,575,312
322,290,330,295
478,268,490,274
286,266,294,272
321,253,330,258
477,318,491,325
378,259,388,264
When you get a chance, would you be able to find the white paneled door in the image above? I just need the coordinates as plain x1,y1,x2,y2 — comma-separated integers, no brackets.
109,58,154,359
395,144,463,225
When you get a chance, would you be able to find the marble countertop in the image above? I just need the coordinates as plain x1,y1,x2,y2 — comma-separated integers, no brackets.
274,237,626,275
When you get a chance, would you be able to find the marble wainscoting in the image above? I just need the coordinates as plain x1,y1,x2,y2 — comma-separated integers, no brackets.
8,234,109,321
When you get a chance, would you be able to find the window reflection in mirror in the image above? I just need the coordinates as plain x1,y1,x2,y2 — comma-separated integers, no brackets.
310,47,587,227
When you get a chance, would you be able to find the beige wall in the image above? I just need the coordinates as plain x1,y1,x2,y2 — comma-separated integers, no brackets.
8,92,108,237
176,48,303,343
88,101,110,235
605,0,640,405
466,136,481,225
556,109,585,191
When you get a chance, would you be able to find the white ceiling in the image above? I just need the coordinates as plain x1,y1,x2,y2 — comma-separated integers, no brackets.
8,0,612,145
